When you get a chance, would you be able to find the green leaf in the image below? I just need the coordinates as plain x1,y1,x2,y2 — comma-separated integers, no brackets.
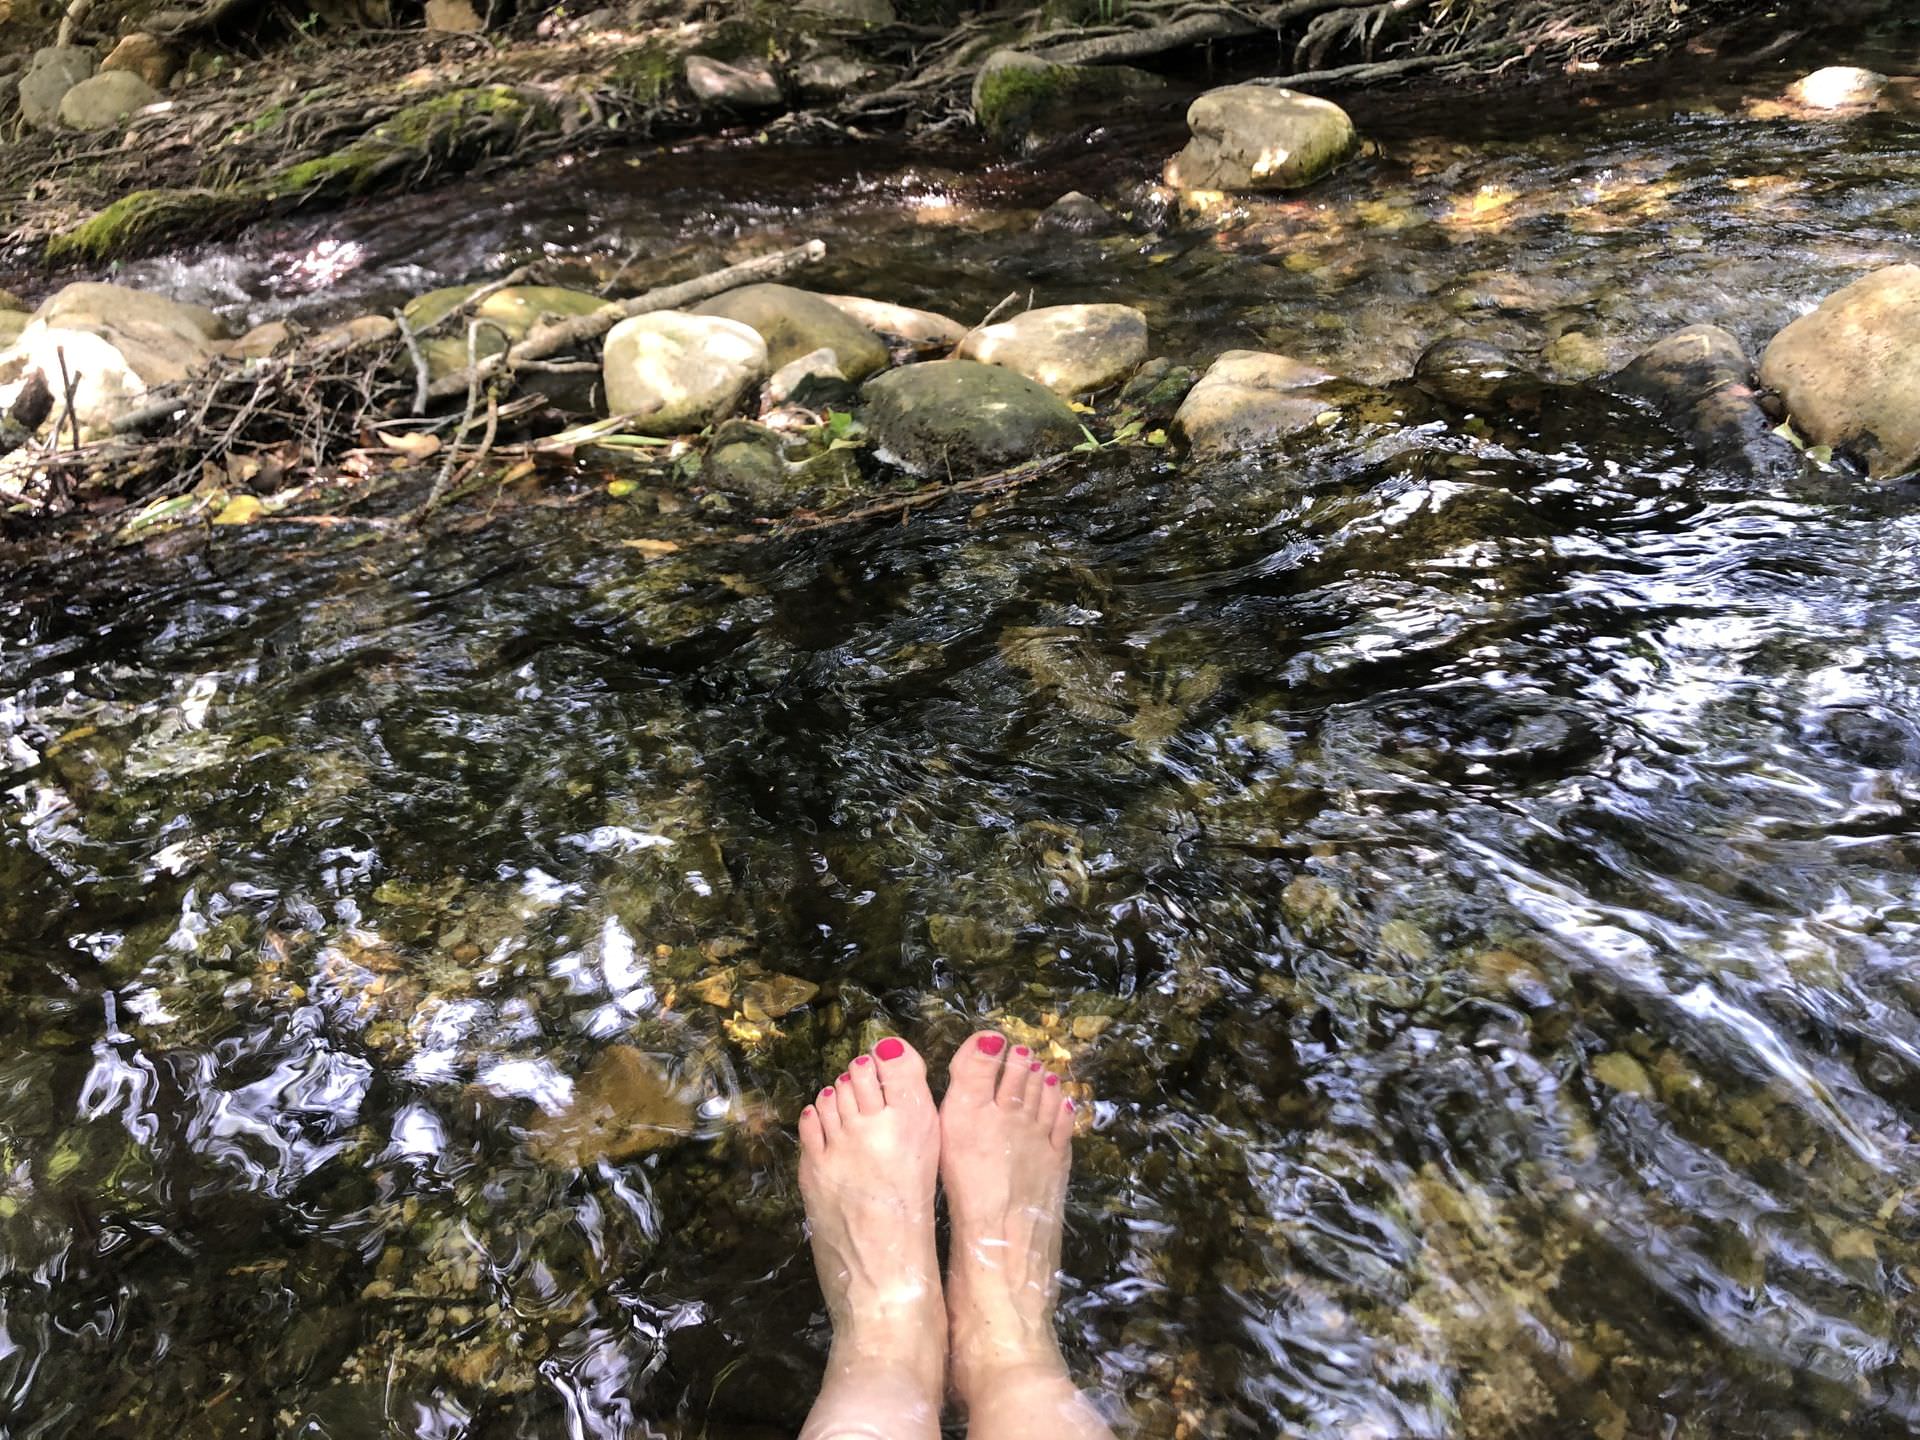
1112,419,1144,443
826,409,856,440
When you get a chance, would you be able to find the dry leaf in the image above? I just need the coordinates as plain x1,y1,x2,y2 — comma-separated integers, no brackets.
620,538,681,556
527,1046,697,1167
377,430,443,459
213,495,264,526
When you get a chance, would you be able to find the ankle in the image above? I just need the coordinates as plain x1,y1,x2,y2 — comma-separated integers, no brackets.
950,1341,1070,1407
831,1314,947,1397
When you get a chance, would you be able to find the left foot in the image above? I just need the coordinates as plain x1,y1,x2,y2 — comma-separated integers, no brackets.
797,1037,947,1398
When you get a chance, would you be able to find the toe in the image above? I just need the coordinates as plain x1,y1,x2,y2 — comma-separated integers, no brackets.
1049,1092,1075,1150
873,1035,932,1108
833,1071,860,1121
799,1102,825,1154
1021,1059,1047,1111
997,1044,1033,1106
945,1031,1007,1107
816,1084,843,1139
848,1052,886,1115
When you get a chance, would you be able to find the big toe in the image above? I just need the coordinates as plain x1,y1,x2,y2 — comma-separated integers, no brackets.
944,1030,1008,1107
873,1034,934,1109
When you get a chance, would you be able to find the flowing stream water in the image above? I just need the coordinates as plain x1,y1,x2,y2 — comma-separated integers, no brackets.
5,29,1920,1439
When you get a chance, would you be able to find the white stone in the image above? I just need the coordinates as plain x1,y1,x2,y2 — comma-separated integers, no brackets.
602,311,769,433
957,303,1147,395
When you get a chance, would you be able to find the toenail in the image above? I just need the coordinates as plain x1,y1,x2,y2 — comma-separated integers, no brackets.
875,1037,905,1061
1044,1073,1060,1086
820,1087,834,1100
1029,1062,1042,1072
838,1072,851,1084
1064,1099,1075,1111
854,1055,871,1066
1013,1045,1030,1058
977,1034,1005,1056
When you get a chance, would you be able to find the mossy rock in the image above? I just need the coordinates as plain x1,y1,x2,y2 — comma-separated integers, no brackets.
402,283,608,378
970,49,1167,151
48,85,549,264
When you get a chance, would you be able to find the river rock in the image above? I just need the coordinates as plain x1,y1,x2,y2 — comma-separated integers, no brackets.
1116,356,1196,422
1759,264,1920,477
402,283,607,378
765,346,850,407
526,1045,698,1167
0,312,28,349
1173,350,1342,457
100,33,179,90
230,319,293,359
424,0,484,29
957,303,1147,396
971,49,1166,150
793,54,877,100
1613,324,1799,480
57,68,159,130
312,314,398,354
1035,191,1116,235
703,418,792,506
817,294,963,352
1412,338,1530,409
684,55,782,109
800,0,895,21
1785,65,1887,110
0,282,222,433
694,284,889,379
19,46,94,131
862,359,1080,474
602,310,768,432
1164,85,1356,193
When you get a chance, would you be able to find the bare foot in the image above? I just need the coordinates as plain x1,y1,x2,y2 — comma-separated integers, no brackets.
938,1031,1077,1402
797,1036,946,1403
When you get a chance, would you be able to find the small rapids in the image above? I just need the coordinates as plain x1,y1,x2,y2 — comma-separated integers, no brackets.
4,32,1920,1440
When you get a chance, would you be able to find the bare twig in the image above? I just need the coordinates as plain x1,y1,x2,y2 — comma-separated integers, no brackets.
426,240,828,402
397,313,431,416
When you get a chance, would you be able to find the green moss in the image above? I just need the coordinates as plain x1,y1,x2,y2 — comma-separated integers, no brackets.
46,187,252,264
609,42,681,104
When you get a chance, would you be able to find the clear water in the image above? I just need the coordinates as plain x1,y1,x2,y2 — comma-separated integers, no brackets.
6,37,1920,1440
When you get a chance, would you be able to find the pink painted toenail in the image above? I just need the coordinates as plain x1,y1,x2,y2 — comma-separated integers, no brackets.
1013,1045,1030,1058
820,1087,834,1100
1029,1062,1042,1072
1064,1099,1075,1111
838,1073,851,1084
875,1037,905,1061
977,1034,1005,1055
854,1055,871,1066
1045,1073,1060,1086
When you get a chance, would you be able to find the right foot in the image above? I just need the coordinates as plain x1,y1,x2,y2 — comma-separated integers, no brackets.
797,1037,947,1398
938,1030,1077,1401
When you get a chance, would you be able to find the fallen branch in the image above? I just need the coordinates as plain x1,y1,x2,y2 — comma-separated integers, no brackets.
425,239,827,402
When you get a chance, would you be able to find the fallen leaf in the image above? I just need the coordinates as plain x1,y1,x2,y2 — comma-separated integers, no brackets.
620,538,681,556
377,430,443,459
213,495,265,525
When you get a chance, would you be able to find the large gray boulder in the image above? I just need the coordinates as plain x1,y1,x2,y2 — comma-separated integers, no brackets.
602,311,768,433
1759,264,1920,477
956,303,1147,396
694,284,889,379
1173,350,1342,457
59,70,161,131
1613,324,1798,481
684,55,782,109
0,282,223,433
1164,85,1356,193
863,360,1081,474
19,47,95,131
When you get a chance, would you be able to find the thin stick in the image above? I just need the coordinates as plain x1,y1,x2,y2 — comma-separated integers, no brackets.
952,292,1020,357
426,240,827,402
397,313,431,416
54,348,82,454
